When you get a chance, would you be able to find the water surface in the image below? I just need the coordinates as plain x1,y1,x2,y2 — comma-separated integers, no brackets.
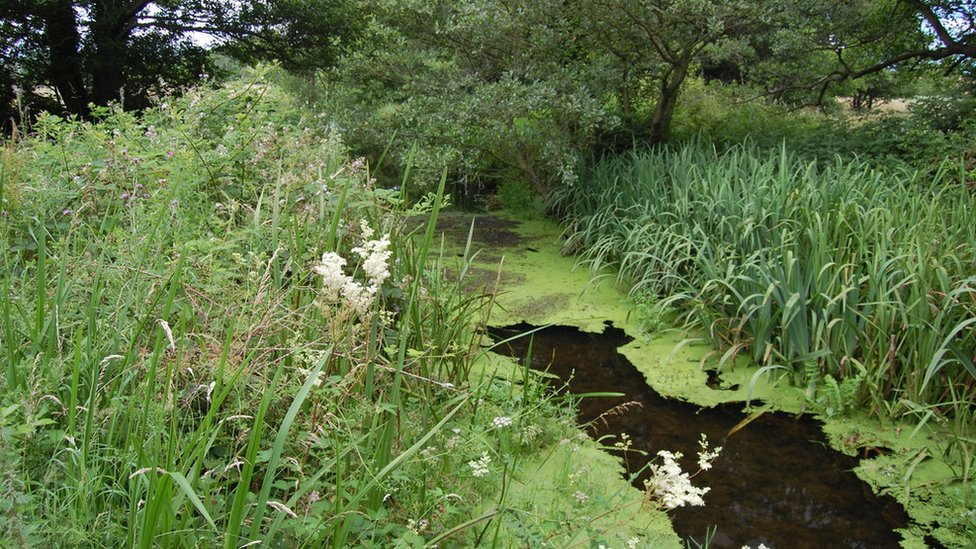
487,321,910,549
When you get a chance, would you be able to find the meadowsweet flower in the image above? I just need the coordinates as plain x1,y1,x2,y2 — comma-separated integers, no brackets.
697,433,722,471
614,433,633,451
352,233,391,288
341,278,372,314
645,451,710,510
315,253,348,297
572,491,589,504
491,416,513,428
468,451,491,478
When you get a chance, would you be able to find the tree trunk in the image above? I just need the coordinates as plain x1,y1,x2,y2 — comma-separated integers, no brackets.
649,59,689,144
40,0,88,116
620,65,632,121
90,2,131,107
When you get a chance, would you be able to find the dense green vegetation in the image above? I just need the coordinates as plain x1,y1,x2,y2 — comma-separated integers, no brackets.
1,72,658,547
4,0,976,546
553,143,976,423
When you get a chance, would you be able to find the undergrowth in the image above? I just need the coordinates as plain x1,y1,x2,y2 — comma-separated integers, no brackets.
0,67,657,548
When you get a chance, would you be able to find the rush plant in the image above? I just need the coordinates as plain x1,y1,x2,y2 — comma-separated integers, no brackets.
552,141,976,433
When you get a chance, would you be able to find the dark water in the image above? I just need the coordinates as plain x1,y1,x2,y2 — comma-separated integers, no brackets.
487,322,911,549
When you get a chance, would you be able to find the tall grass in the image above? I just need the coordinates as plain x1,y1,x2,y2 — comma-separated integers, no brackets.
0,67,602,547
551,141,976,430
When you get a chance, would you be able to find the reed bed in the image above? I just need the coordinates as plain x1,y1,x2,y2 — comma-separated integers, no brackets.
551,142,976,426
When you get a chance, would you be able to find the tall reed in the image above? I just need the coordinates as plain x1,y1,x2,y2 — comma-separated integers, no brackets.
552,141,976,427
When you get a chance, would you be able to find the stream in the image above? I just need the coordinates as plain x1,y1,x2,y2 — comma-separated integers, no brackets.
487,321,912,549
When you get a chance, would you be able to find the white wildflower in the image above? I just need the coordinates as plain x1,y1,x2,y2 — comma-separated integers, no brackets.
626,537,641,549
645,450,710,510
467,451,492,478
313,249,378,314
572,491,589,504
341,278,373,314
697,433,722,471
353,234,392,288
357,218,373,239
491,416,513,428
314,252,348,298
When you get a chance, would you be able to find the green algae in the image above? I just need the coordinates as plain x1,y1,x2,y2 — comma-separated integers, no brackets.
446,211,975,548
501,442,682,548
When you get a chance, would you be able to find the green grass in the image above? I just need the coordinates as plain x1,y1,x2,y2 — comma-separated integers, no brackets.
552,141,976,448
0,67,634,548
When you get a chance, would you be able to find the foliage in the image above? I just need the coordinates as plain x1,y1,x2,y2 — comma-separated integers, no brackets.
0,0,360,125
667,77,976,180
552,141,976,433
317,0,613,198
0,68,637,547
573,0,791,143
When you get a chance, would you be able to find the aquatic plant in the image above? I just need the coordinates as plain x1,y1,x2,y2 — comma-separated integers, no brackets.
552,140,976,444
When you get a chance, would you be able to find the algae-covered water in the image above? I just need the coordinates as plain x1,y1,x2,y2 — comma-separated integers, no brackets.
488,321,908,548
442,212,968,548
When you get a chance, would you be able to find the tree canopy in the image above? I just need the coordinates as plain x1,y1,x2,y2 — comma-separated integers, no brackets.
3,0,975,151
0,0,360,126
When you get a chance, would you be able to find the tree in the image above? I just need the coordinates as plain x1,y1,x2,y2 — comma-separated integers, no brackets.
752,0,976,105
328,0,611,195
575,0,782,143
0,1,360,125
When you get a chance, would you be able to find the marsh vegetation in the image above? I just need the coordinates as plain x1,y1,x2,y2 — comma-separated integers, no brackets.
3,1,976,547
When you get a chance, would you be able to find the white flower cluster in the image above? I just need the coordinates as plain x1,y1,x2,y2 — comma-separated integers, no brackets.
696,433,722,471
741,544,771,549
491,416,513,428
645,451,710,510
314,221,391,315
467,451,492,478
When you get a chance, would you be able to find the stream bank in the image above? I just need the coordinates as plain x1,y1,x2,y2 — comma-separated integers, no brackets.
437,211,968,548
